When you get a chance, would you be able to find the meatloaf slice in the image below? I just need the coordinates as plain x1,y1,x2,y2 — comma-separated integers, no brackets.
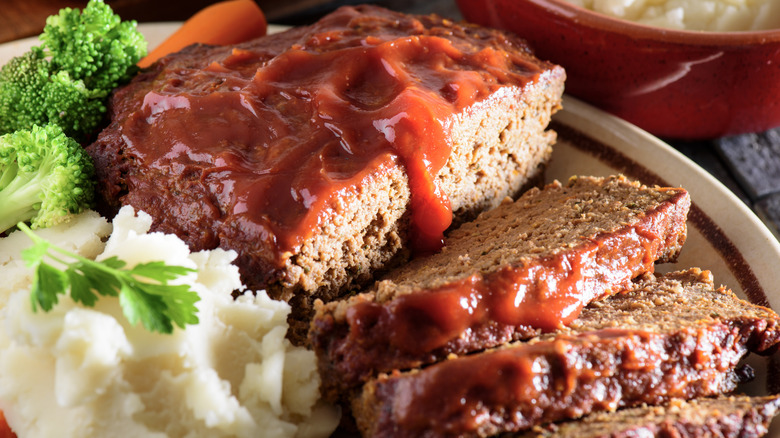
86,5,565,308
311,175,690,397
351,269,780,438
519,396,780,438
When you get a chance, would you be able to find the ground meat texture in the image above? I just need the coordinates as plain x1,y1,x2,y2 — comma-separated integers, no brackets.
350,269,780,437
86,5,565,324
518,395,780,438
311,175,690,399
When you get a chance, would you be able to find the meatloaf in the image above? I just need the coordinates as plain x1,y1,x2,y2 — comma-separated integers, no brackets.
86,5,566,306
310,175,690,397
519,396,780,438
351,268,780,437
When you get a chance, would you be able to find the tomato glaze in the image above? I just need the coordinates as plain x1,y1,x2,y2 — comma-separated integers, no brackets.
119,6,546,260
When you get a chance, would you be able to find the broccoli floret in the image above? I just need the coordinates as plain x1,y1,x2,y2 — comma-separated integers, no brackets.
0,123,95,234
0,0,146,139
0,48,107,138
0,48,50,135
42,71,107,137
41,0,147,92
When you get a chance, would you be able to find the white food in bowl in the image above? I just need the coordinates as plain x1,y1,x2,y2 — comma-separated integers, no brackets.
0,207,340,438
566,0,780,31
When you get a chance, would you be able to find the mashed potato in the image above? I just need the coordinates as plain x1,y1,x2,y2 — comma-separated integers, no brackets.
567,0,780,31
0,207,340,438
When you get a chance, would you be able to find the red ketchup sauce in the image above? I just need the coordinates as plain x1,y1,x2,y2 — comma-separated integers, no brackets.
119,6,546,260
390,330,663,433
380,326,735,436
344,212,676,356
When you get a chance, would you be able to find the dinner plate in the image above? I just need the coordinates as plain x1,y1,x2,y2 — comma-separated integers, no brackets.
2,22,779,435
549,97,780,433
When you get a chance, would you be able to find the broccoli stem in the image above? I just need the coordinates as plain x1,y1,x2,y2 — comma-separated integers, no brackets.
0,168,51,233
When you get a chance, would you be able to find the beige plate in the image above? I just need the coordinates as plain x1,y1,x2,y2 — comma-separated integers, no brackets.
2,22,778,434
551,95,780,311
550,96,780,434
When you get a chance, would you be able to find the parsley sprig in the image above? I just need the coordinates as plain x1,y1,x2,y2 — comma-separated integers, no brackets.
17,222,200,334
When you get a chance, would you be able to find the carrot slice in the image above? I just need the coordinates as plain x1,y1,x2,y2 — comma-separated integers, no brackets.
138,0,267,68
0,410,15,438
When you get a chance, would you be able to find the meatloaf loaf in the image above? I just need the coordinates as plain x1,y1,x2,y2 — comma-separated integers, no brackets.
85,5,566,306
351,268,780,437
311,175,690,397
519,396,780,438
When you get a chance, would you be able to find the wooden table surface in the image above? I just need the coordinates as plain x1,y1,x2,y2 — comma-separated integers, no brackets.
2,0,779,239
0,0,451,43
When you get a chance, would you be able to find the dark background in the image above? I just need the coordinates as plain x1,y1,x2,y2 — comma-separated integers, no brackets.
0,0,460,44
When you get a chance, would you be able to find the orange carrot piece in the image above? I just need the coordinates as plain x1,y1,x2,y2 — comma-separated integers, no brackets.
138,0,267,68
0,410,15,438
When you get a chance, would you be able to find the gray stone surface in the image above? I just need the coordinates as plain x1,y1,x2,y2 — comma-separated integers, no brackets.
716,129,780,201
755,193,780,240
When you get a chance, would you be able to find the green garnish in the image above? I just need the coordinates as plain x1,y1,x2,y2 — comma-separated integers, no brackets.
0,123,95,234
0,0,147,139
18,222,200,334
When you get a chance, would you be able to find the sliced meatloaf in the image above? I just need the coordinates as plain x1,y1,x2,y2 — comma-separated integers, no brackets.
311,175,690,397
85,5,565,309
351,268,780,437
519,396,780,438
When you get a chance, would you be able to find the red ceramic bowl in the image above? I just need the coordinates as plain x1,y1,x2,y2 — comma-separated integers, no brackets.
457,0,780,139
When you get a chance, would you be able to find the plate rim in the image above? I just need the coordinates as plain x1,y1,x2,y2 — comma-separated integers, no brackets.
2,23,777,311
553,95,780,310
0,17,777,432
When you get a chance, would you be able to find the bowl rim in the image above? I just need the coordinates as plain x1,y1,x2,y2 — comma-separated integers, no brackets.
521,0,780,45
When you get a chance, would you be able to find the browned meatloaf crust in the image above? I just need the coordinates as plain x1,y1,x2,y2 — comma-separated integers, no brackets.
311,175,690,398
351,268,780,437
518,396,780,438
85,5,566,309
